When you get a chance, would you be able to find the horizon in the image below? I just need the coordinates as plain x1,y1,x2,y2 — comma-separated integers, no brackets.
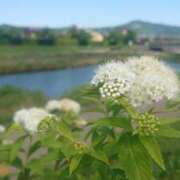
0,0,180,28
1,19,180,29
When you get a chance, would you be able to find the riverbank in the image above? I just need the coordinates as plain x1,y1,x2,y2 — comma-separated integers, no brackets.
0,45,179,75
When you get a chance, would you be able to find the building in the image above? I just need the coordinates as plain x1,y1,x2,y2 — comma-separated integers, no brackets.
89,31,104,43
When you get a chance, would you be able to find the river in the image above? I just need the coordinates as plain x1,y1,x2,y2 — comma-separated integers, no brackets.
0,62,179,97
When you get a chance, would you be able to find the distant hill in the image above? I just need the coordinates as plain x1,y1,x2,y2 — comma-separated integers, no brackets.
95,20,180,39
1,20,180,39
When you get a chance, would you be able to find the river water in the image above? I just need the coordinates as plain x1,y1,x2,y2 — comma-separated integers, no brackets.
0,62,179,97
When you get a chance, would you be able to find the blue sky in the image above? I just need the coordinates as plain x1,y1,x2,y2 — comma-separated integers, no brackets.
0,0,179,27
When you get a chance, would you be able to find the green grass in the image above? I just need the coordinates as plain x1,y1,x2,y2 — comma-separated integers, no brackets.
0,86,47,125
0,45,109,74
0,44,179,74
0,45,152,74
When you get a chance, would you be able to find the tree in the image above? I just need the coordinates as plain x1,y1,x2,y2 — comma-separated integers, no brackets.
37,28,56,45
107,31,124,46
10,33,25,45
69,25,79,39
123,30,136,44
76,30,91,46
107,30,136,46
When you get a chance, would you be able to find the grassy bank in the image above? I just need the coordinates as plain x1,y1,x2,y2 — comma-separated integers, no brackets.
0,45,177,74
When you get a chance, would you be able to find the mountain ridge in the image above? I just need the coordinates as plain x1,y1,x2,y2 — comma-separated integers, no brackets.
1,20,180,38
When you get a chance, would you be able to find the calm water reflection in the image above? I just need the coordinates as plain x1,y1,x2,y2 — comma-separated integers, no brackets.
0,65,96,97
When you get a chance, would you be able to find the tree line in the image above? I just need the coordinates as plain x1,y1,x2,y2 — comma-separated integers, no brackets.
0,26,136,47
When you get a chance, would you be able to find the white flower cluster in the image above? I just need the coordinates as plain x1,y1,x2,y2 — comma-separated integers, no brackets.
127,56,179,107
45,100,60,111
13,108,50,133
13,98,81,133
46,98,81,115
91,61,135,98
92,56,179,108
100,80,130,98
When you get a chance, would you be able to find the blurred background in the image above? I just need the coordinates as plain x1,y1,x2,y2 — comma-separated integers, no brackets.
0,1,180,179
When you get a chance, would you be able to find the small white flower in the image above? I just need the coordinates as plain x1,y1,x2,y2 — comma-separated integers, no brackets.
75,119,87,128
59,98,81,115
45,99,81,115
13,108,49,133
91,61,135,99
13,108,29,125
0,125,5,133
91,61,135,87
45,100,60,111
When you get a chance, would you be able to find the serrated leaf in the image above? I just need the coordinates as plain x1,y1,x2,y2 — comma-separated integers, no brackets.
157,126,180,138
118,134,154,180
58,121,75,141
88,148,109,165
58,140,78,158
139,136,165,170
69,154,82,175
91,126,115,146
92,117,131,130
39,131,63,149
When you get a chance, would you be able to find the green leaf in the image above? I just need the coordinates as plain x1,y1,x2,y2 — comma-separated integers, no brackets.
12,157,23,168
58,121,75,141
28,141,41,156
58,139,78,158
6,123,24,134
9,136,24,162
88,147,109,165
27,150,59,174
91,128,107,146
157,126,180,138
139,136,165,170
91,117,131,130
4,124,24,141
159,117,180,125
0,146,10,162
118,134,154,180
166,99,180,109
39,132,60,149
91,126,115,146
69,154,82,175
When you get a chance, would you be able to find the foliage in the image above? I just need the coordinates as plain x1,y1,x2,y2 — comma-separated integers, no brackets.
76,30,91,46
0,85,179,180
36,29,56,46
107,30,136,46
107,31,124,46
0,57,179,179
